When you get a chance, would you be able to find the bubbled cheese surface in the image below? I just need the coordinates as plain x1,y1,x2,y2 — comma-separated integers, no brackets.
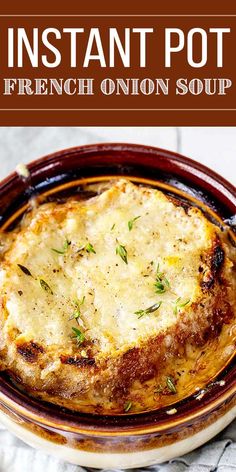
0,180,215,359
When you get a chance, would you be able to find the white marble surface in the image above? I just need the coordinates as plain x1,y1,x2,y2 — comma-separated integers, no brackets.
0,127,235,184
179,127,236,185
0,127,235,471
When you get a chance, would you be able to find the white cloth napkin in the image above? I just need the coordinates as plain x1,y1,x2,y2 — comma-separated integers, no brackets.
0,126,235,470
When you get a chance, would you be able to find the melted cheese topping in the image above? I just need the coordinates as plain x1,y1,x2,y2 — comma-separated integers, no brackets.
0,180,215,358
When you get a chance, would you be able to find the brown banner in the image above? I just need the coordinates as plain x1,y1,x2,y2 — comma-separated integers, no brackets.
0,0,236,125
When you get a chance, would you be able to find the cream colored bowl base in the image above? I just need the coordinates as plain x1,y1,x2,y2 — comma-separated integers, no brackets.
0,407,235,469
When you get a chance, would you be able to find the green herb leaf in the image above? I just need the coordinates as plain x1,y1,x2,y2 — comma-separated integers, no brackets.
71,310,80,320
116,240,128,264
174,297,190,315
124,401,132,412
52,239,71,255
85,242,96,254
72,327,85,346
69,296,85,321
134,301,162,319
111,223,116,231
166,376,177,394
17,264,32,277
75,295,85,307
128,216,141,231
154,264,170,294
40,279,53,295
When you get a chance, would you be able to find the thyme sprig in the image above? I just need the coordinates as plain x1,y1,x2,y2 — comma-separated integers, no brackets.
166,376,177,394
85,242,96,254
40,279,53,295
69,296,85,321
124,401,132,412
128,216,141,231
71,327,85,346
52,239,71,255
173,297,190,315
154,264,170,294
76,242,96,254
116,240,128,264
134,301,162,319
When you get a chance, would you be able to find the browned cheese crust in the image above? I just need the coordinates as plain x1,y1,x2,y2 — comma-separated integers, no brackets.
0,180,235,414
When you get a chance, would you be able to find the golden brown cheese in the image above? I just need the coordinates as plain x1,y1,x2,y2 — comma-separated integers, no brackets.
0,179,235,414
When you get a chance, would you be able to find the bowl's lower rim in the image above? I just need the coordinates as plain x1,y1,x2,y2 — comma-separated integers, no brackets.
0,395,236,468
0,382,235,436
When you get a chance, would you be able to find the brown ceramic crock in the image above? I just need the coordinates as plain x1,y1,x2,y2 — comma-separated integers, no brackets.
0,143,235,469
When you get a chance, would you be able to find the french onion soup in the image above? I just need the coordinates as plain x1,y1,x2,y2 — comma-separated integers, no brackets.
0,179,235,414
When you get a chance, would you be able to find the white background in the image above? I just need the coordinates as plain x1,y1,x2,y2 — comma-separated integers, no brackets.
0,127,235,185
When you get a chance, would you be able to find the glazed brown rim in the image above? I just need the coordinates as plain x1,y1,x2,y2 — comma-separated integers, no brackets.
0,142,235,436
0,380,235,436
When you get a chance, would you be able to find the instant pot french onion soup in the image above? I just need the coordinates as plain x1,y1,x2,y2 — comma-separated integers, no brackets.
0,179,235,414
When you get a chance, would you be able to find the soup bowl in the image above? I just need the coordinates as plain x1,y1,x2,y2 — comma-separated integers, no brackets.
0,142,235,469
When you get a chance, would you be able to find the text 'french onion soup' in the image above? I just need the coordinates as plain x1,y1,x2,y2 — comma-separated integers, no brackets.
0,179,235,414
